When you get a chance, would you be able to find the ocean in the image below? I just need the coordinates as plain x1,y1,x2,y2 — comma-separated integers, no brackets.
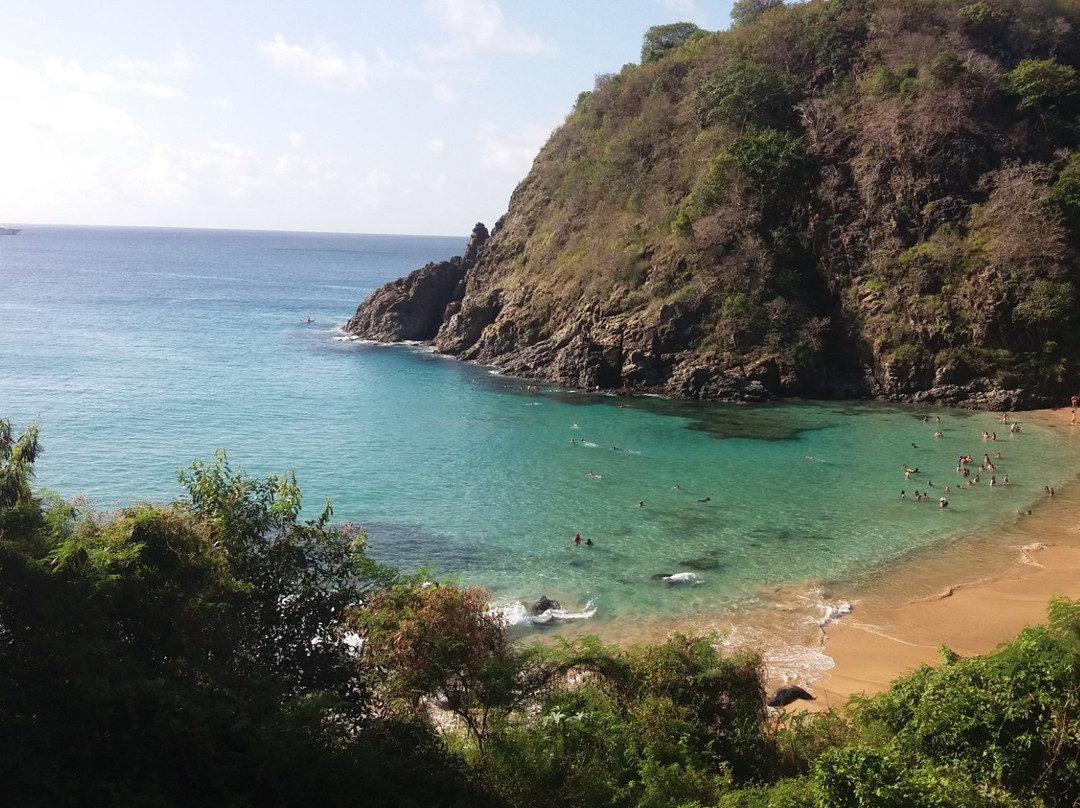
3,225,1079,650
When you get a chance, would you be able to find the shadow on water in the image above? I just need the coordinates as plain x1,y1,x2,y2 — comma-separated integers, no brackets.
363,520,535,578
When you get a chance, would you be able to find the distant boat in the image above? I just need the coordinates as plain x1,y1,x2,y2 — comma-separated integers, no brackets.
0,227,20,235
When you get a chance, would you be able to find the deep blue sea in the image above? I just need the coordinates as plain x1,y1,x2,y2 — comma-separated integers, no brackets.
4,225,1080,642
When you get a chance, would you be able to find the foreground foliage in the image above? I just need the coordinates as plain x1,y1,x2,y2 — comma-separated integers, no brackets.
3,419,1080,806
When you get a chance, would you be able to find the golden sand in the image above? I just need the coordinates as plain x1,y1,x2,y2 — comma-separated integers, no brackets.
776,406,1080,712
552,408,1080,713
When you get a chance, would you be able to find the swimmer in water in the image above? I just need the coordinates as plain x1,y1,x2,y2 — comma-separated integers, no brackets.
697,497,711,503
573,532,581,545
585,537,593,547
637,501,644,508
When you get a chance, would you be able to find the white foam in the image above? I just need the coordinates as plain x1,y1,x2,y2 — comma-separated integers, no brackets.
816,600,853,628
660,572,700,584
491,598,597,626
718,624,836,685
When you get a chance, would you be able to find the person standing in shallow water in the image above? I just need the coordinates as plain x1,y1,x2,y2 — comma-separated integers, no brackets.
573,532,581,545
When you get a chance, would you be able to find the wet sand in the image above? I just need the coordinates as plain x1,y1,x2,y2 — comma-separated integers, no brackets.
776,407,1080,712
550,407,1080,713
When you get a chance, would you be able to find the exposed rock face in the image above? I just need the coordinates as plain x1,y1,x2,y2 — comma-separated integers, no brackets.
343,4,1080,409
343,219,1064,408
345,224,488,342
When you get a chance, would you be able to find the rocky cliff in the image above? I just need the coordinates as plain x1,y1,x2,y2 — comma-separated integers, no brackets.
347,0,1080,409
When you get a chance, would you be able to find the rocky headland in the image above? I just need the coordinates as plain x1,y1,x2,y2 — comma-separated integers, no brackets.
347,3,1080,410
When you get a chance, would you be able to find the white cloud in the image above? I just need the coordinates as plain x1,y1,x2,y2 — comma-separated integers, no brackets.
259,34,386,91
43,53,187,98
0,56,139,136
427,137,445,154
138,80,183,98
133,141,263,202
274,152,338,195
426,0,553,56
475,120,550,173
112,45,199,77
353,167,391,208
287,131,304,147
43,57,119,93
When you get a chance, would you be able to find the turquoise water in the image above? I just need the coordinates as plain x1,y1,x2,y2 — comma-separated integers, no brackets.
3,226,1079,633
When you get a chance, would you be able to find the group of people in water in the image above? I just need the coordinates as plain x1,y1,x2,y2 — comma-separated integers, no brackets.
901,412,1045,509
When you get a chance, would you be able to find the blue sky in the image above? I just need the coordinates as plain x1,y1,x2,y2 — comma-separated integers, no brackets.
0,1,734,236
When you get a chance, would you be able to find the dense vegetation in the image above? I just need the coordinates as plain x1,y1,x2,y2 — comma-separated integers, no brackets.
4,419,1080,806
352,0,1080,407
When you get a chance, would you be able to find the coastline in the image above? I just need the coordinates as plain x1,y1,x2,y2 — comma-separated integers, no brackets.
771,405,1080,711
549,406,1080,711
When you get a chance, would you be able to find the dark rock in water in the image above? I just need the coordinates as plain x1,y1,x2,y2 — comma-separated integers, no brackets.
680,556,720,571
766,685,816,707
651,572,673,580
534,596,561,613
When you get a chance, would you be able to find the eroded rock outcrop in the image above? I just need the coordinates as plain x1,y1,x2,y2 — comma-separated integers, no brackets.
346,224,488,342
343,6,1080,408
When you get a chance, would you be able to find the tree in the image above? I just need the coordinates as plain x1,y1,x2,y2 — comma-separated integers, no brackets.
358,580,553,750
725,128,815,211
730,0,785,28
696,60,804,131
0,425,484,807
641,22,700,64
1006,58,1080,126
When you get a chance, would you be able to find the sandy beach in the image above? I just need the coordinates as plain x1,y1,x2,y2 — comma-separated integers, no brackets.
786,407,1080,712
538,405,1080,713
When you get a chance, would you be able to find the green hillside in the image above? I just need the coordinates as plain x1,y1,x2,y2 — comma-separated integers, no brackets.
350,0,1080,408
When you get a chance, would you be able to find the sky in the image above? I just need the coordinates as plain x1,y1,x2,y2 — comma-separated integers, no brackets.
0,1,736,237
